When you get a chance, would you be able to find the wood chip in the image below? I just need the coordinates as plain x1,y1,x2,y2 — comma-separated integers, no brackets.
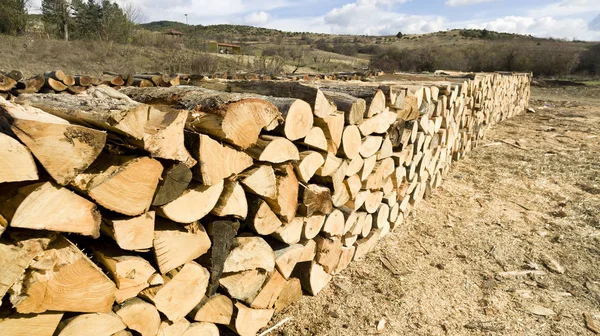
540,253,565,274
376,319,387,333
497,270,546,278
525,304,556,316
584,312,600,334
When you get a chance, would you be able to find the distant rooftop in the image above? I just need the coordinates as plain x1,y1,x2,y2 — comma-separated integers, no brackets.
165,29,184,36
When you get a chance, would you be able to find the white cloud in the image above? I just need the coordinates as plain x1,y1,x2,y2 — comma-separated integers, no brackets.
244,11,272,26
445,0,497,7
530,0,599,18
26,0,600,41
465,15,600,40
323,0,443,35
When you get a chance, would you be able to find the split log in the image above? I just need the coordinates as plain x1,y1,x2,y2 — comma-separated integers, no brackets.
299,126,328,151
303,215,326,240
219,269,268,303
133,74,163,86
298,184,333,217
354,229,381,261
239,165,277,199
316,85,386,117
93,248,158,302
133,78,154,87
322,90,365,125
74,75,92,86
0,74,18,91
293,151,325,183
358,111,397,136
338,125,362,159
10,235,117,313
183,322,220,336
0,181,101,237
17,86,148,139
314,112,344,153
273,244,304,279
71,154,163,216
0,233,55,300
190,294,233,325
121,86,282,149
100,74,124,86
153,219,212,274
17,87,195,165
16,75,45,94
101,212,155,251
223,236,275,273
364,191,384,214
0,312,63,336
210,180,248,219
374,204,390,229
265,97,313,140
299,239,317,262
321,209,345,236
199,80,336,118
246,135,299,163
0,214,6,237
315,153,343,177
152,162,193,206
131,106,195,166
185,132,253,185
0,132,38,183
272,217,303,245
151,262,210,322
378,134,393,159
157,181,223,223
45,78,67,92
292,261,332,296
360,213,373,237
265,164,298,223
360,136,383,158
274,277,303,313
346,156,364,177
157,320,190,336
229,302,274,336
114,298,161,336
249,270,287,309
0,99,106,185
345,174,362,199
55,312,126,336
315,235,343,273
246,197,282,235
199,220,238,296
333,246,355,274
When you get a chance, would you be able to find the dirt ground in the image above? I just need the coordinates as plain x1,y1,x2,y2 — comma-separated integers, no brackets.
259,85,600,336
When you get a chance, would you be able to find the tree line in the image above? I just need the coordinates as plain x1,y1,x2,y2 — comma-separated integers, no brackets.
0,0,135,43
370,42,600,77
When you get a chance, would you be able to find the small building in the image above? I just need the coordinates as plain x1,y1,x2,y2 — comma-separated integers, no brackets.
165,29,185,37
208,41,242,55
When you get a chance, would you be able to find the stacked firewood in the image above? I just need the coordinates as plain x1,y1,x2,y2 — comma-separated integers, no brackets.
0,72,531,336
0,70,187,99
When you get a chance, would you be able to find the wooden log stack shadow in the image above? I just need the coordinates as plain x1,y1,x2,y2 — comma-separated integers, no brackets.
0,71,531,335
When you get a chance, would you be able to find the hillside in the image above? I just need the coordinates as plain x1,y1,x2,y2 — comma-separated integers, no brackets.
2,17,598,77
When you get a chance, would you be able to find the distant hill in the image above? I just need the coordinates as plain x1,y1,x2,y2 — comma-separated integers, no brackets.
140,21,290,38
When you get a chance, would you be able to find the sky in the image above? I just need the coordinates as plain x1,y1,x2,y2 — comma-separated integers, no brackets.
29,0,600,41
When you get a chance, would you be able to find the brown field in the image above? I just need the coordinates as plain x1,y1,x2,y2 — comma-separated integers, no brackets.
241,86,600,335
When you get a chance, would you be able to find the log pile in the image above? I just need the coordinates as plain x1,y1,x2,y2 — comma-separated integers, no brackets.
0,71,531,336
0,70,188,99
